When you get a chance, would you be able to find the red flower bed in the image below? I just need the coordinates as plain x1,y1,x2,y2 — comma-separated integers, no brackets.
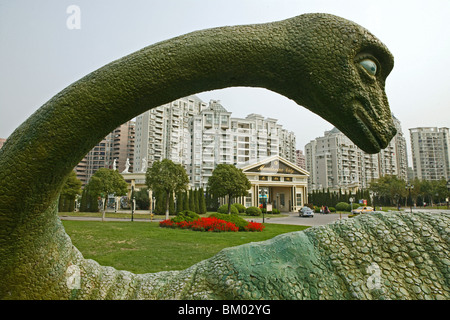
159,217,265,232
245,221,266,232
160,217,238,232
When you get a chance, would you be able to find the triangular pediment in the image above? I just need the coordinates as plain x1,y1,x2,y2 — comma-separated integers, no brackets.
241,155,309,176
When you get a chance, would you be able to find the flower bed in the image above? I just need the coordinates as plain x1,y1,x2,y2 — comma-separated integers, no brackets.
160,217,238,232
244,221,266,232
159,216,264,232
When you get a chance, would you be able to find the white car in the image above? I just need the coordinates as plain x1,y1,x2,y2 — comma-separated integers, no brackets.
299,206,314,217
351,206,374,215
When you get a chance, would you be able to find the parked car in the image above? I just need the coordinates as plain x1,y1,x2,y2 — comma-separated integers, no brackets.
299,206,314,217
351,206,374,215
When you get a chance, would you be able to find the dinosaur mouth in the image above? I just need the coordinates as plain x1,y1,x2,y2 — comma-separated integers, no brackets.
355,110,383,149
353,100,388,153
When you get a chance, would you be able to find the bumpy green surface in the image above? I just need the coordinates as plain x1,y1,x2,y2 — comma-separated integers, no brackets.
1,13,447,300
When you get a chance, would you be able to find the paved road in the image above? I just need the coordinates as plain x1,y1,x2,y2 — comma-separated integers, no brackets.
247,212,350,226
252,208,450,226
60,212,350,227
60,208,449,227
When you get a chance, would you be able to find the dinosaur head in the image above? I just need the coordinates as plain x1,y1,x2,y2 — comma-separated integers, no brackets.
282,13,396,154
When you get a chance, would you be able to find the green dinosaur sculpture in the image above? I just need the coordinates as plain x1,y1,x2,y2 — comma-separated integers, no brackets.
1,13,448,300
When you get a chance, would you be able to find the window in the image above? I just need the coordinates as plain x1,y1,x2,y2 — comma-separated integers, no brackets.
296,193,302,207
245,194,252,207
221,115,229,125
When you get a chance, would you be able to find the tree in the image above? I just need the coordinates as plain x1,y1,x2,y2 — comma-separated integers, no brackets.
207,164,251,214
199,187,207,214
80,184,99,212
167,192,174,215
369,175,406,207
154,189,165,214
145,159,189,220
189,189,195,212
205,187,219,211
87,168,128,221
183,190,189,211
176,191,184,213
193,188,199,213
58,170,82,212
134,188,150,210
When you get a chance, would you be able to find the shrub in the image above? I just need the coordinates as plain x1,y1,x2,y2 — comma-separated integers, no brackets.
335,202,350,212
329,207,336,213
171,210,200,223
209,212,249,231
232,203,246,213
245,206,262,216
217,204,239,214
271,208,280,214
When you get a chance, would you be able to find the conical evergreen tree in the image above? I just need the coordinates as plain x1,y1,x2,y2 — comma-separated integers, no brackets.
193,188,199,213
155,190,165,214
169,192,175,215
189,189,195,212
199,187,207,214
80,188,87,212
176,191,184,213
183,190,189,211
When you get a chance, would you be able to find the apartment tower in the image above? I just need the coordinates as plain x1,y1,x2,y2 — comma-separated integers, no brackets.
409,127,450,180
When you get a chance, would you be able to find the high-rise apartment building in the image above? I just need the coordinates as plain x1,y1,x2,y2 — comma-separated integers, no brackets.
409,127,450,180
75,135,113,186
111,121,136,173
133,95,207,172
295,150,306,170
135,96,297,188
305,115,408,191
74,120,135,185
379,115,409,180
189,100,296,188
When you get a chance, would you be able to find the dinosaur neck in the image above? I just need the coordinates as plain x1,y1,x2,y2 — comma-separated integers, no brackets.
0,19,300,223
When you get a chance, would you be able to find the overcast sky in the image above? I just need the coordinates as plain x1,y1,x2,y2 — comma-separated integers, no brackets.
1,0,449,159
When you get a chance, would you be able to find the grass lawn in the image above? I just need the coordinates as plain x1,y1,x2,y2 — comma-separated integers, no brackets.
62,220,308,274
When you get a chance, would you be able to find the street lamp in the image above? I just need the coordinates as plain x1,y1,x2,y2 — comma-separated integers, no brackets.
349,197,354,213
446,179,450,209
131,186,135,222
261,189,267,224
405,184,414,213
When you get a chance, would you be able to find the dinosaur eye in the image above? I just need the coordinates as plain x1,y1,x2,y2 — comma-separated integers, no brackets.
359,59,377,76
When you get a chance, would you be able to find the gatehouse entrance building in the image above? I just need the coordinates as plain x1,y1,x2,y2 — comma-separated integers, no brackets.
237,155,309,212
120,155,309,213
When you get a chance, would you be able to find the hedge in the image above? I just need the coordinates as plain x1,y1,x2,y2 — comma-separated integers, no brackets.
232,203,246,213
217,204,239,214
245,206,262,216
171,210,200,223
208,212,249,231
